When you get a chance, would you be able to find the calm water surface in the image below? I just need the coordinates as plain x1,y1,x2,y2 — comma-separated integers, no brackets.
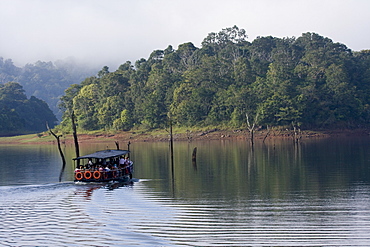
1,137,370,246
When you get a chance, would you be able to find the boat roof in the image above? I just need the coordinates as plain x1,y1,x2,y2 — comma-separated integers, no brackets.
73,149,130,160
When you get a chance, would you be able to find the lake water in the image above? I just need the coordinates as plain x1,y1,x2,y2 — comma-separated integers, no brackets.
1,136,370,246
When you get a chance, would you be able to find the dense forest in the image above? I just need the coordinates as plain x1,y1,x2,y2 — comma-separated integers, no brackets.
0,81,57,135
0,57,97,120
1,26,369,135
59,26,370,133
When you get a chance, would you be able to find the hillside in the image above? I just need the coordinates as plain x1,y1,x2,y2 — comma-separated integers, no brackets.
59,27,370,133
0,57,98,120
0,82,57,135
1,26,370,136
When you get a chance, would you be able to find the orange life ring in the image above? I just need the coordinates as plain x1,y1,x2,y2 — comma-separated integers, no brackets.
75,172,83,181
84,171,92,179
93,171,101,179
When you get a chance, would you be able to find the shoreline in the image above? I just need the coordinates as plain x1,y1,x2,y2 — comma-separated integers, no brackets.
0,128,368,145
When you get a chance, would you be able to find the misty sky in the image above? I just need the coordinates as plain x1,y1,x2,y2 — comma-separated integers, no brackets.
0,0,369,70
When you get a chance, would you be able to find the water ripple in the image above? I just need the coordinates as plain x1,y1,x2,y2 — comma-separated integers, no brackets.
1,182,370,246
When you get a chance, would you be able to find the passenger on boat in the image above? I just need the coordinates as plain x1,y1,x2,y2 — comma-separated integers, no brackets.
122,157,128,166
119,156,125,165
125,157,133,166
75,165,82,172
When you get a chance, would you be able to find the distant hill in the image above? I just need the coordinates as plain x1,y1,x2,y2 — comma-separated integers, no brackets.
0,81,57,135
0,57,99,120
2,26,370,134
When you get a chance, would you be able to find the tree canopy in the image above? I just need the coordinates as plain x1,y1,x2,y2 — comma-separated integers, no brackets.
0,82,57,135
58,27,370,132
0,57,98,120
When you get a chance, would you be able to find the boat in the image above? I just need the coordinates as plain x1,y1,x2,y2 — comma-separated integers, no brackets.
73,149,133,183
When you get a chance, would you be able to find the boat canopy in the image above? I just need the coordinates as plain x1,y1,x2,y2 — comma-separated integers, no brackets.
73,149,130,160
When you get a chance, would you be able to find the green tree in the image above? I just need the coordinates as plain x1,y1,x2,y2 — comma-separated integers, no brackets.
113,109,133,130
98,96,124,128
73,83,100,130
0,81,27,102
0,104,24,133
260,93,302,126
0,82,57,133
97,66,109,78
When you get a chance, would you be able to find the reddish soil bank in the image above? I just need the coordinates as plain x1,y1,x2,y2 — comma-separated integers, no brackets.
5,128,367,145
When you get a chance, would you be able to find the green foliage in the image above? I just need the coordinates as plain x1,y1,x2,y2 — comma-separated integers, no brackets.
112,109,133,130
0,58,98,120
57,27,370,131
0,82,57,134
0,104,25,132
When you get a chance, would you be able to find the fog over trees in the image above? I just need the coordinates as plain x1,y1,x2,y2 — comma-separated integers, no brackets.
0,57,98,120
1,26,370,134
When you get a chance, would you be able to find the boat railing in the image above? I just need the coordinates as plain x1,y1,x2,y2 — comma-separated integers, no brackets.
74,163,133,181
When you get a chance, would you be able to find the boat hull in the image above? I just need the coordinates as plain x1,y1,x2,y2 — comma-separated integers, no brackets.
74,169,132,183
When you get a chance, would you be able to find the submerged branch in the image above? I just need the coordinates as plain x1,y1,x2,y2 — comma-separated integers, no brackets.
47,122,66,182
246,112,259,146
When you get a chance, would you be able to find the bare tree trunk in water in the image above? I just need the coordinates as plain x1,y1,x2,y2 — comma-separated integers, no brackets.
47,123,66,182
192,147,197,170
168,116,175,197
263,125,271,143
292,121,300,144
71,110,80,164
127,141,131,159
170,119,174,170
246,112,259,147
